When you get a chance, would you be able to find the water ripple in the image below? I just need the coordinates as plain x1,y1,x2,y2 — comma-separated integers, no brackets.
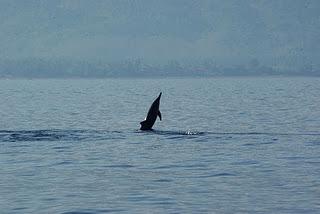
199,172,237,178
0,129,124,142
62,209,124,214
103,164,135,169
1,129,319,143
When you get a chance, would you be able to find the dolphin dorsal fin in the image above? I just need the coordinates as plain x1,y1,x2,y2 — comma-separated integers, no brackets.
158,110,162,121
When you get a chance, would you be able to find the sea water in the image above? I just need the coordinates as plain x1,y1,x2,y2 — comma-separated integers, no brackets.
0,78,319,213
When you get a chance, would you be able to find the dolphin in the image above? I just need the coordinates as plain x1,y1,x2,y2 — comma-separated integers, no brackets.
140,92,162,130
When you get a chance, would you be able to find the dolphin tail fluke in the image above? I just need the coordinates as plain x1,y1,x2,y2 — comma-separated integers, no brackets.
158,110,162,121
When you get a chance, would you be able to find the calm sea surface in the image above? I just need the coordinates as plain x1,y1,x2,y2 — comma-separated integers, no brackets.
0,78,319,213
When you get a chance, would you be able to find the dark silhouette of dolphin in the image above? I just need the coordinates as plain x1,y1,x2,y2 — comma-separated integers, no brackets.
140,92,162,130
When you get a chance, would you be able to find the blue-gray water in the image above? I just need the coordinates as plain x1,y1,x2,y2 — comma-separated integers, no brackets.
0,78,319,213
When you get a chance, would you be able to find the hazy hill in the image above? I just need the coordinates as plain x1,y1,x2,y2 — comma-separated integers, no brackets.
0,0,319,77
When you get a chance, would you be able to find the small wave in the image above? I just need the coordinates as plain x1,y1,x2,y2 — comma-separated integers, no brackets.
306,141,320,146
103,164,134,168
153,178,172,183
154,163,207,170
141,129,205,136
62,209,124,214
138,129,320,138
199,172,237,178
0,129,123,143
1,129,319,143
207,132,320,136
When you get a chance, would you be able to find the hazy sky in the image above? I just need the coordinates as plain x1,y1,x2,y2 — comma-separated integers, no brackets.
1,0,319,69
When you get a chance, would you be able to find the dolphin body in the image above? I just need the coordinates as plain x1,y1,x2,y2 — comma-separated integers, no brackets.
140,92,162,130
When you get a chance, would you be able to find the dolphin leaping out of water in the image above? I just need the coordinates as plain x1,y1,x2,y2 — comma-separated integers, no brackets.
140,92,162,130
